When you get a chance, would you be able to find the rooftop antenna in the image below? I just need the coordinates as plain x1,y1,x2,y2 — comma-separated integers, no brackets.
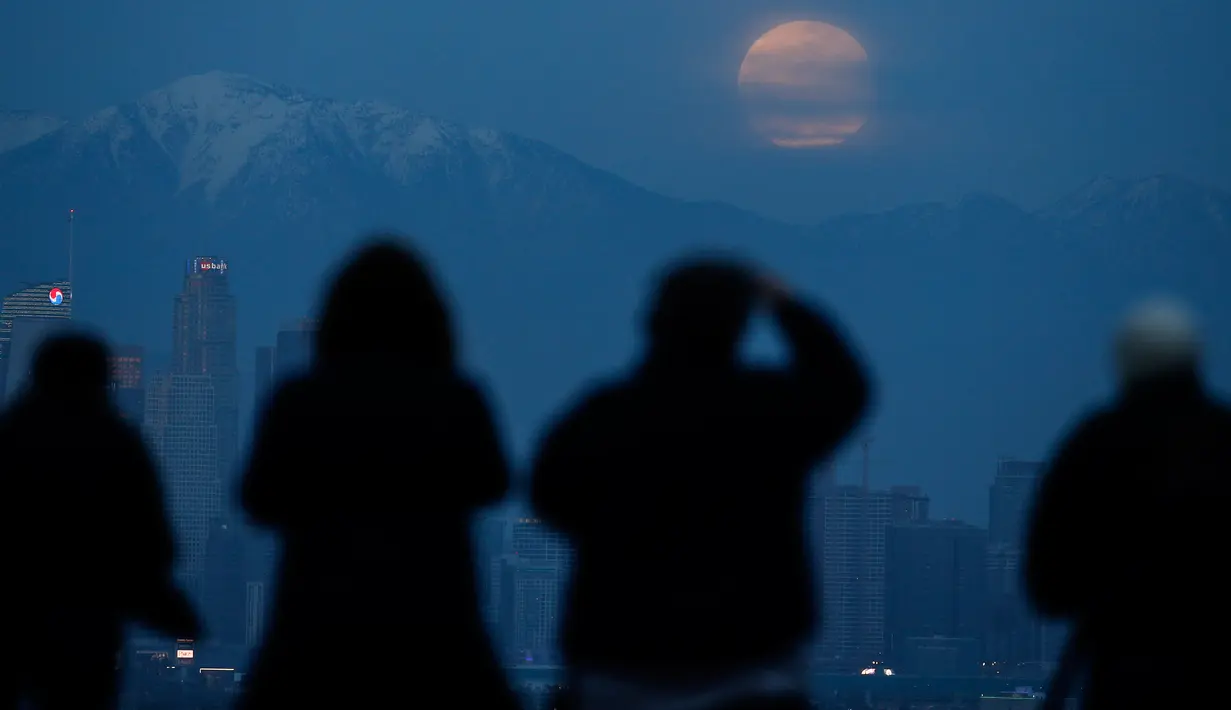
861,437,873,493
857,435,874,665
67,208,75,308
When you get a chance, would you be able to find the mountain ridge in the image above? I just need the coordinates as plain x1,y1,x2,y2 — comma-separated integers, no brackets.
0,109,66,154
5,71,1230,234
1,71,678,221
1,71,1229,522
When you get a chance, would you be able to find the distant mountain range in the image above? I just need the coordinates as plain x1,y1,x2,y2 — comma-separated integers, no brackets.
0,110,65,154
2,71,1228,518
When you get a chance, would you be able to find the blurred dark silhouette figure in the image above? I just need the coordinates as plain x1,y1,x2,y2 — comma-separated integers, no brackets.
1026,297,1231,710
1,334,200,710
530,257,871,710
236,237,517,710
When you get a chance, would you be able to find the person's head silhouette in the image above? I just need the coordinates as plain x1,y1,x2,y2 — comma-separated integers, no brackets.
645,257,757,368
316,236,455,370
1113,296,1201,390
31,333,111,402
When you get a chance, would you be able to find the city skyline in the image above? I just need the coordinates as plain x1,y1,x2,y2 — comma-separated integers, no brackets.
3,3,1223,705
0,254,1062,519
0,253,1080,706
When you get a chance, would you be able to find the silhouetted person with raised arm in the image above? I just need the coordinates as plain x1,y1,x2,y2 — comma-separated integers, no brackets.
1,334,200,710
530,257,872,710
1025,297,1231,710
236,237,517,710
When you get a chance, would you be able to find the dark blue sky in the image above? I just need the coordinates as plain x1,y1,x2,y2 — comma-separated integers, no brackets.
2,1,1230,524
3,0,1228,222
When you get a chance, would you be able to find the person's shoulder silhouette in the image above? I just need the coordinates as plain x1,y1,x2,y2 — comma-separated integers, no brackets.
1026,298,1229,617
242,237,506,525
1025,297,1231,709
533,257,871,531
530,255,872,697
238,235,515,710
2,333,197,710
4,334,169,575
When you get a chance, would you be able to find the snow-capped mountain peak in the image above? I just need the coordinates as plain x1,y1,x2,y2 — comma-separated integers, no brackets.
0,110,66,153
135,71,310,197
1039,173,1231,237
65,70,513,201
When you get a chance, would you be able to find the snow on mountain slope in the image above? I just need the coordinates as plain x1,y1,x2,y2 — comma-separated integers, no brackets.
53,71,523,201
0,70,685,240
2,71,1230,526
1040,173,1231,239
0,110,66,153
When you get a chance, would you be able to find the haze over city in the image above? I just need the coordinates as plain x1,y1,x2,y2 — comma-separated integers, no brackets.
1,2,1227,709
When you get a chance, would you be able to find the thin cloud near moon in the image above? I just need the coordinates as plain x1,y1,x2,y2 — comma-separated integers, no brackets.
738,21,873,148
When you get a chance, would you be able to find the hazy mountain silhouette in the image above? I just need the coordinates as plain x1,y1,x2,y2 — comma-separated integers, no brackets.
1,71,1228,517
0,110,66,153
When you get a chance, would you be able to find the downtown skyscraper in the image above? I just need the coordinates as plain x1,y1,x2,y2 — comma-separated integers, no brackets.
811,482,930,671
145,373,220,593
507,517,576,664
108,344,146,424
254,318,317,415
0,280,72,402
985,458,1067,674
274,319,316,382
884,519,988,676
244,317,317,646
144,257,237,595
172,257,240,481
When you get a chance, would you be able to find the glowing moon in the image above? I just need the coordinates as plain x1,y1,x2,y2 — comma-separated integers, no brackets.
738,21,873,148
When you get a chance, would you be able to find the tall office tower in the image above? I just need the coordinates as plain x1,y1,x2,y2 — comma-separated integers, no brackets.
475,515,510,627
0,280,73,360
815,485,929,670
989,460,1043,548
201,521,248,650
985,459,1058,674
144,373,220,594
274,319,316,382
172,257,239,482
885,520,988,676
109,345,145,424
253,319,316,417
804,472,836,667
511,564,563,664
510,518,575,664
0,281,72,401
244,342,281,650
245,580,268,651
494,555,520,662
890,485,931,523
254,346,276,412
986,545,1044,672
512,517,575,567
242,527,280,654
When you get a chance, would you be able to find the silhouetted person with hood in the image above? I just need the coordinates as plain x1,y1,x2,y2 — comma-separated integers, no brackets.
236,237,517,710
1,334,200,710
530,257,872,710
1025,297,1231,710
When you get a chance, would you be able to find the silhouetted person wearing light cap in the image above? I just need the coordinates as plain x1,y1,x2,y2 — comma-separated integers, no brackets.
236,236,517,710
530,256,872,710
0,334,200,710
1025,297,1231,710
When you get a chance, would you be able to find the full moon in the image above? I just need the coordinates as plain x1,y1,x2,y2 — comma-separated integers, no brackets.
737,21,872,148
